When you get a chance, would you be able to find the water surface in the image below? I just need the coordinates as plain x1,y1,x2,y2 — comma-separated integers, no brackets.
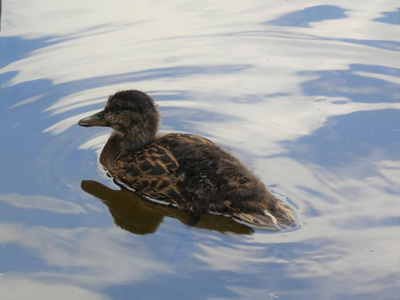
1,1,399,299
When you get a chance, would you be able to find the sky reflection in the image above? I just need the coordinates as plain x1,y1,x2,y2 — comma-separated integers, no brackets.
1,0,399,299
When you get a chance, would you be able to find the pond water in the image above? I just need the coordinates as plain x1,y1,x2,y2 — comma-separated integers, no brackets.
1,1,399,299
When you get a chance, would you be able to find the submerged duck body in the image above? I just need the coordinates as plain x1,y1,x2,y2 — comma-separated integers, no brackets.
79,90,296,230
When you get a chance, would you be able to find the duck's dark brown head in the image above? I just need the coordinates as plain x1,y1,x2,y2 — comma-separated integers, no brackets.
78,90,160,151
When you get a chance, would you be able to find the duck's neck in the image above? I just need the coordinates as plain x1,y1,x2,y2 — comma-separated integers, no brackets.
100,131,154,168
120,133,151,154
100,132,122,169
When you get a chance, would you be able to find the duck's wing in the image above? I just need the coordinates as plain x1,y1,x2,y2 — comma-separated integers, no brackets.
168,133,215,145
113,143,184,206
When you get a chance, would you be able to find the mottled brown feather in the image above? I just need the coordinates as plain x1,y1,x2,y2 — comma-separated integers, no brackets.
110,142,183,206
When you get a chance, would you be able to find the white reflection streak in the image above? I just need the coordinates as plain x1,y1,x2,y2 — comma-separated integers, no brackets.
11,94,45,109
0,194,87,214
352,71,400,86
45,87,114,115
194,241,288,273
47,98,105,116
190,97,400,156
43,110,100,135
0,276,109,300
79,134,109,158
79,134,109,150
0,223,173,286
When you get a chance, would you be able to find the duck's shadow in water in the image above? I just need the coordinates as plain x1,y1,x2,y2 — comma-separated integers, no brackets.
81,180,254,235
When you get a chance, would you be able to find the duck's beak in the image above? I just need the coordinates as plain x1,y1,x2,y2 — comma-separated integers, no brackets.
78,110,109,127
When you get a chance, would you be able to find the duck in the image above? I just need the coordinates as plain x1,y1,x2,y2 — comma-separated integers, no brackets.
78,90,296,230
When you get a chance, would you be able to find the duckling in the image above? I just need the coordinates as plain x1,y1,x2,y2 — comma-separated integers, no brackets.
78,90,296,230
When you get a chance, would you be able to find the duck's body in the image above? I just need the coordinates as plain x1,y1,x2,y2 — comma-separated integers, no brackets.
79,90,296,230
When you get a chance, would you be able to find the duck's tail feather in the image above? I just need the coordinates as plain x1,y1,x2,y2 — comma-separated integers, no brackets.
232,200,297,230
233,210,280,230
273,200,296,226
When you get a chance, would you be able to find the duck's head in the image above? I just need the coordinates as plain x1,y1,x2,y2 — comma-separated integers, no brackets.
78,90,160,151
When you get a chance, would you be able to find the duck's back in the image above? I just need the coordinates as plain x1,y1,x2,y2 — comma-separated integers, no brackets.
112,134,270,214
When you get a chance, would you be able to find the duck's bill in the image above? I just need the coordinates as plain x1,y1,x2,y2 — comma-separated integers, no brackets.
78,110,109,127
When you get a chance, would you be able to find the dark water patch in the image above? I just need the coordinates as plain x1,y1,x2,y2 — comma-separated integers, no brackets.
0,244,54,273
300,64,400,103
326,109,400,149
264,92,291,98
384,186,400,195
0,36,59,69
339,38,399,51
374,8,400,25
276,109,400,169
266,5,348,28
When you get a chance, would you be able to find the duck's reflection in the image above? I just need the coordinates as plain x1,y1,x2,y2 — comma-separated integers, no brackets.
81,180,254,235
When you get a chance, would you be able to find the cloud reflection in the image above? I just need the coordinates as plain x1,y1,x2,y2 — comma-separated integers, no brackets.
0,193,87,214
0,222,173,286
0,276,109,300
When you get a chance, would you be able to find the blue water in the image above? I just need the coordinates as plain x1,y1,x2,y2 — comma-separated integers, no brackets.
1,1,399,299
